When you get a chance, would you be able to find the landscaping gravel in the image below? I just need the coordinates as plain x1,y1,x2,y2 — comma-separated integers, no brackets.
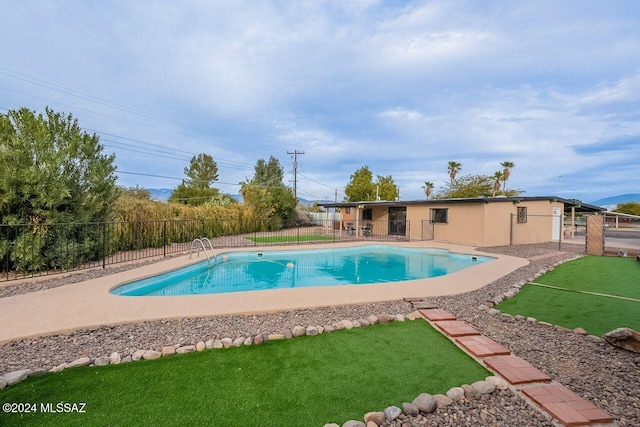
1,242,639,426
0,256,177,299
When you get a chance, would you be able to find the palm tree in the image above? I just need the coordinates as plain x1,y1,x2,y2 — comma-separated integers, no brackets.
447,161,462,196
500,161,515,192
422,181,434,199
492,171,504,197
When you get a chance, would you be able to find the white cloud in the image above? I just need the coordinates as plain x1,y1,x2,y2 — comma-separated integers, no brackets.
378,108,430,122
2,0,639,201
574,72,640,106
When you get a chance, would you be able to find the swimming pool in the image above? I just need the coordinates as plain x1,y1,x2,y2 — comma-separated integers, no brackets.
111,245,494,296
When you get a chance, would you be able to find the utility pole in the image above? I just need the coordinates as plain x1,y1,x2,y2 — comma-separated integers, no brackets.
287,150,304,200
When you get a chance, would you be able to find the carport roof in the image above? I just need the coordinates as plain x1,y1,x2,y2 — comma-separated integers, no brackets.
318,196,605,213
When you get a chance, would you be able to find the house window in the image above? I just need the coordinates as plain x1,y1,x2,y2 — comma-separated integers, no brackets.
362,208,373,220
431,208,448,223
517,207,527,223
344,208,350,214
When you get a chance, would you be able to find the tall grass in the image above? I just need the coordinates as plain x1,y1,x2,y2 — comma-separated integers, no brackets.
1,194,268,275
110,195,265,252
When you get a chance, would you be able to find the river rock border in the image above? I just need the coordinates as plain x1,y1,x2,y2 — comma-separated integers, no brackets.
325,375,507,427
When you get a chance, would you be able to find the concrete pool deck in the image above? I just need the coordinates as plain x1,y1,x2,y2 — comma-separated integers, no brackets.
0,241,528,344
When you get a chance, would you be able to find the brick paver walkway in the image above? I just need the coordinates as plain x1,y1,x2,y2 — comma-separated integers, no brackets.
484,355,552,384
432,319,481,337
455,335,511,358
523,385,614,426
418,308,456,321
416,307,614,426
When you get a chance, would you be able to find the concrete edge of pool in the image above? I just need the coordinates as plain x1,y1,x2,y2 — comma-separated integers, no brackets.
0,241,529,344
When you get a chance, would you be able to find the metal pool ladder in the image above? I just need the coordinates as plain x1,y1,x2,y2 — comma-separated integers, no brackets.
190,238,217,265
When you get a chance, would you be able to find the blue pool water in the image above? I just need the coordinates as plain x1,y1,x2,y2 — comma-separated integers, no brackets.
111,245,493,296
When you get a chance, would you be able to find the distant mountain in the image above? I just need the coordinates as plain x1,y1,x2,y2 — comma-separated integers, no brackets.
146,189,328,205
590,194,640,208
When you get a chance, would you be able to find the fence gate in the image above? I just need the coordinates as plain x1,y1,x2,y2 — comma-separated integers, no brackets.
421,220,434,240
585,215,604,255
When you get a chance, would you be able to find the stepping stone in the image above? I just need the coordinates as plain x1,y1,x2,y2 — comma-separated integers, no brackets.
412,302,439,309
483,355,551,385
419,308,456,321
455,335,511,358
523,384,613,426
432,320,480,337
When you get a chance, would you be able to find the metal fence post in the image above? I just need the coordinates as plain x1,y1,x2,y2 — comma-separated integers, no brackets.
509,213,514,246
558,214,563,251
163,220,167,257
102,222,107,269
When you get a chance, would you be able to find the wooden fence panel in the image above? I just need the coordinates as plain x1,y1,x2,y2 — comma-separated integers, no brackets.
586,215,604,255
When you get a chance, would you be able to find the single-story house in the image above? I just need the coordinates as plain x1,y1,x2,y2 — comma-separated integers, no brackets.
318,196,604,247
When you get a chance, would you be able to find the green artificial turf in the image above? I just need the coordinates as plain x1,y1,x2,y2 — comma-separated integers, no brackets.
497,255,640,336
0,320,490,427
497,285,640,336
533,255,640,299
247,235,337,243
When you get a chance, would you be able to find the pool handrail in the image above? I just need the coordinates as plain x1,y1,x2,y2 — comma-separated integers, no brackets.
190,238,217,264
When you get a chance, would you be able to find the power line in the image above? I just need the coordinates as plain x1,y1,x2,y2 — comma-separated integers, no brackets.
298,172,340,190
116,171,184,181
1,82,327,192
102,142,191,162
0,79,285,152
115,171,292,190
0,67,221,134
85,128,197,156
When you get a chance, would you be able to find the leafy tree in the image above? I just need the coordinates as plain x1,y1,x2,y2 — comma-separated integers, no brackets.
345,166,376,201
345,167,398,201
376,175,398,201
253,156,284,185
308,202,325,213
0,107,117,224
439,174,493,198
614,202,640,216
435,174,524,199
0,107,117,271
169,153,221,206
240,156,296,228
168,183,221,206
185,153,219,189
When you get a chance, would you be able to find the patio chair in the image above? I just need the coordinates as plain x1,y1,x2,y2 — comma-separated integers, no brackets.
345,222,356,235
362,223,373,237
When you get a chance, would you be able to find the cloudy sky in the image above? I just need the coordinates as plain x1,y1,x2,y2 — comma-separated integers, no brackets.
2,0,639,203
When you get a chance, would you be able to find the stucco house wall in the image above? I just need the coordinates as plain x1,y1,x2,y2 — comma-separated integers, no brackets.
405,203,486,246
481,202,515,246
325,197,600,247
510,200,565,245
